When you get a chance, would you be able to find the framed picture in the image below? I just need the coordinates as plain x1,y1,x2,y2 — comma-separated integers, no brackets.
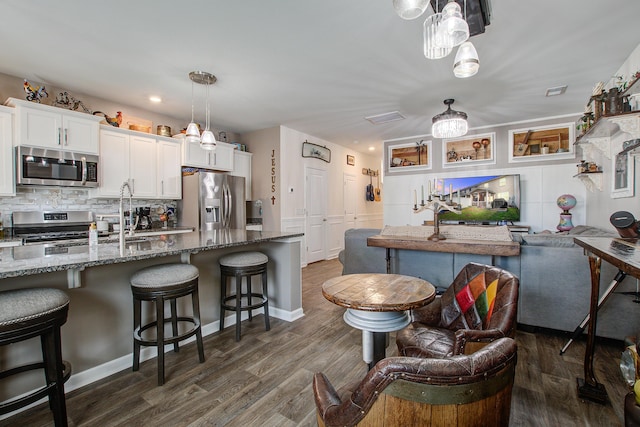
346,154,355,166
612,152,635,198
442,132,496,167
387,140,432,172
302,141,331,163
508,123,575,162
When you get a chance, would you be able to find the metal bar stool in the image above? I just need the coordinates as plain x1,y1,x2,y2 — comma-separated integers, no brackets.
0,288,71,427
219,251,270,341
130,263,205,386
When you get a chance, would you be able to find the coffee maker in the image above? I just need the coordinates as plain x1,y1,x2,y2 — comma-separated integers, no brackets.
135,207,152,230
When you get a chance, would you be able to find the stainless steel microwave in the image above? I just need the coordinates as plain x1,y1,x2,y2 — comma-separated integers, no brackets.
16,146,99,187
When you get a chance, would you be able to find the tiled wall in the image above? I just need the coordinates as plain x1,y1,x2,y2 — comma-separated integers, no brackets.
0,187,176,227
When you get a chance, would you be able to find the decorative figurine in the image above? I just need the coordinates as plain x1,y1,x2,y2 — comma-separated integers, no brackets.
23,79,48,103
92,111,122,127
52,91,91,113
557,194,577,231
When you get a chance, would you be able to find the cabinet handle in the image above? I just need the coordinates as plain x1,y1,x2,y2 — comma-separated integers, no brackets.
161,180,164,195
130,179,134,194
57,128,62,145
64,128,68,145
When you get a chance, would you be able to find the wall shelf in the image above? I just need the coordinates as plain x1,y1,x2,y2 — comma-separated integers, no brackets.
574,111,640,159
573,171,603,192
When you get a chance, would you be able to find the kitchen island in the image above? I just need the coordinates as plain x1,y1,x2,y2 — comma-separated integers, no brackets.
0,229,303,405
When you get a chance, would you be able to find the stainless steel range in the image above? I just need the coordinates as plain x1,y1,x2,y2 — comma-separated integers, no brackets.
13,211,94,244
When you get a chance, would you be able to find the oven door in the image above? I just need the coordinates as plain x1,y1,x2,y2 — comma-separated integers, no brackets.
16,146,99,187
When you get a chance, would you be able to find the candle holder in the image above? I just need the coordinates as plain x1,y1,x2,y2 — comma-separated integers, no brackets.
413,199,461,241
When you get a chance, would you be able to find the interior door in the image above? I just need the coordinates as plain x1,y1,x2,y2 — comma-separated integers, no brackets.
306,166,328,263
344,173,357,231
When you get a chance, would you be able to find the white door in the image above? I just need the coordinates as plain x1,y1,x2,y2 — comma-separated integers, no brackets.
344,173,357,231
306,166,327,263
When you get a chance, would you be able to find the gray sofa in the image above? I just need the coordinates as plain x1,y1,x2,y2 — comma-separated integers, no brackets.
338,227,640,341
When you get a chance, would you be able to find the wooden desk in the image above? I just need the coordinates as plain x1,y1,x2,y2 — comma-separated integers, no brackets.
367,235,520,273
322,273,435,369
573,237,640,403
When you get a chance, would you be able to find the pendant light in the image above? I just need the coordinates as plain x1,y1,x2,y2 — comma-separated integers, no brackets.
432,99,468,139
435,0,469,49
185,76,201,144
453,41,479,78
393,0,429,20
423,10,452,59
188,71,217,150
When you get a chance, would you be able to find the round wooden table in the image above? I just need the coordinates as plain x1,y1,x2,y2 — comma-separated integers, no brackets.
322,273,435,369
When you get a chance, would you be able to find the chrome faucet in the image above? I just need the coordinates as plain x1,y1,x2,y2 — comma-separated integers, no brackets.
119,181,134,256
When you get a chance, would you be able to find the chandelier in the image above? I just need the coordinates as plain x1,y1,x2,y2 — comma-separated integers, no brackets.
432,99,468,138
406,0,481,78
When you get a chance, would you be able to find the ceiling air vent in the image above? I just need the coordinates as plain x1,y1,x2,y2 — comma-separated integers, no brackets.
365,111,406,124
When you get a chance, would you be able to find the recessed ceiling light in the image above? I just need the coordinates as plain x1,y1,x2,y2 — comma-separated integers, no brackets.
364,111,405,124
545,85,567,97
149,96,162,103
368,146,375,151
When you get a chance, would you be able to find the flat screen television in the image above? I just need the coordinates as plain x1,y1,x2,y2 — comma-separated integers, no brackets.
437,174,521,224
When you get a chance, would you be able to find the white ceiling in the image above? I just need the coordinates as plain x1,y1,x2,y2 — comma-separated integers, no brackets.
0,1,638,153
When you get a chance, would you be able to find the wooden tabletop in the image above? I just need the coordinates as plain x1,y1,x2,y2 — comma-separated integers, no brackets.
367,234,520,256
322,273,436,312
574,237,640,279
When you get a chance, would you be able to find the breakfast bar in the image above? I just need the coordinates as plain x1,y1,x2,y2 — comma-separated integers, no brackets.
0,229,303,403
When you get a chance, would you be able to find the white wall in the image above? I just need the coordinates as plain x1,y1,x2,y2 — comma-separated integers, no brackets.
383,164,586,232
243,125,383,263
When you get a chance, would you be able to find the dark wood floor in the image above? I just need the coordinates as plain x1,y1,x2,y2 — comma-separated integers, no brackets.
2,259,629,426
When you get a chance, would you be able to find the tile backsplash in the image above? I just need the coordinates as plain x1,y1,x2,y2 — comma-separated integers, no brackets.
0,187,176,227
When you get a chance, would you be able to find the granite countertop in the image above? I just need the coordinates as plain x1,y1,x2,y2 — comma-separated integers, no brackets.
0,229,303,279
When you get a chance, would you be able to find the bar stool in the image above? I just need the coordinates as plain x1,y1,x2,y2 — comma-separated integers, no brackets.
219,251,270,341
130,263,205,386
0,288,71,427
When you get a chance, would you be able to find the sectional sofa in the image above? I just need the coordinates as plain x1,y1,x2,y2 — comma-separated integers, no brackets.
338,226,640,341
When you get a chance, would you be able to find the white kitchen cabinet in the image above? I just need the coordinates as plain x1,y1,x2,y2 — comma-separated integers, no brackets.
129,134,157,198
94,129,129,197
179,135,235,171
6,97,101,154
93,127,157,199
0,106,14,196
231,150,252,200
157,138,182,199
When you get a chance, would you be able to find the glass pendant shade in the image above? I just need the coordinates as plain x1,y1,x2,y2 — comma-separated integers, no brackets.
432,99,468,138
453,41,479,78
200,130,217,150
393,0,429,20
435,0,469,49
185,122,201,144
423,13,452,59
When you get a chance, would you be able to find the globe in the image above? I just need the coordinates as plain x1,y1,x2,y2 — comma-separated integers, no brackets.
557,194,577,213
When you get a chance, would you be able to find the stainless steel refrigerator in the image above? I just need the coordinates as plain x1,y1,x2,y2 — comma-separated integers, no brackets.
179,172,246,231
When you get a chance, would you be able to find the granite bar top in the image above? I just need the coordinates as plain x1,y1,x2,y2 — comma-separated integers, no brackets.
0,229,303,279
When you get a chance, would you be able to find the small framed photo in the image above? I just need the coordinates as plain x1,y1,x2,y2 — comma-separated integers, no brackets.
508,123,575,162
302,141,331,163
442,132,496,167
346,154,355,166
612,152,635,198
387,140,432,172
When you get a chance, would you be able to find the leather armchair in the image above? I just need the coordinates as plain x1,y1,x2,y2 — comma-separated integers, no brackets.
313,337,517,427
396,262,519,358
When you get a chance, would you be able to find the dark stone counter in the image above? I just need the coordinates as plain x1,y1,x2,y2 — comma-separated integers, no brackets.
0,229,303,279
